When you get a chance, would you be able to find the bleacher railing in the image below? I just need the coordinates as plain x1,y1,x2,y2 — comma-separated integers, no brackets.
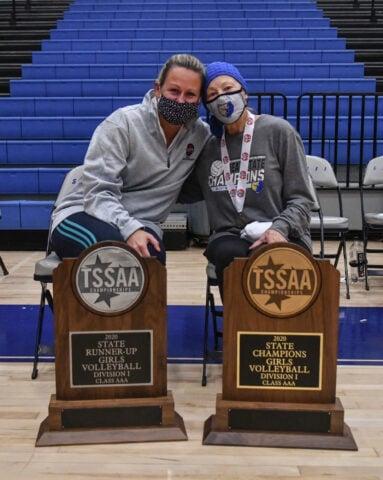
9,0,31,25
353,0,379,22
296,92,383,187
247,92,288,120
210,92,382,189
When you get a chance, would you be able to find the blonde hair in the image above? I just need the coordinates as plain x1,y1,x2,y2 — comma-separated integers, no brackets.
156,54,205,87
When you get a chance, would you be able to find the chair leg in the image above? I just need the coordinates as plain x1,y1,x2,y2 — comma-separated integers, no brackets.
364,260,370,291
0,256,8,276
333,238,342,268
202,280,223,386
31,282,54,380
340,236,350,300
31,286,47,379
210,293,220,350
329,236,350,300
201,285,212,387
362,226,370,291
45,288,54,311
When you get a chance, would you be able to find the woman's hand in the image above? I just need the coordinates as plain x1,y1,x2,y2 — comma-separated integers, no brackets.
249,228,287,250
126,229,161,257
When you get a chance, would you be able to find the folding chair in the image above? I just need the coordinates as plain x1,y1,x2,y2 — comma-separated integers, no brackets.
0,209,9,276
31,165,84,379
359,156,383,290
306,155,350,299
201,262,223,386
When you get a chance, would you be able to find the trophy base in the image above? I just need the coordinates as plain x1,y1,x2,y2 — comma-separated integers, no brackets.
36,391,187,446
203,395,357,451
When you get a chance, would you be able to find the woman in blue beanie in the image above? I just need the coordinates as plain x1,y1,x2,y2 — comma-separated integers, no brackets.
183,61,315,297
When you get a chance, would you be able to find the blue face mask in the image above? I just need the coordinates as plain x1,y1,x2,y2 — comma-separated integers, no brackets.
206,89,246,124
157,96,199,125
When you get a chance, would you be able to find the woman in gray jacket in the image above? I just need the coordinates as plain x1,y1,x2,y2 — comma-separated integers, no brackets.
51,53,211,264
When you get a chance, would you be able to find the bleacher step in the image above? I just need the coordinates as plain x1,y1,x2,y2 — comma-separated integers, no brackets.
0,40,42,52
0,79,10,96
327,18,383,26
0,21,57,29
364,62,383,75
0,64,21,77
0,52,32,63
338,28,383,39
347,39,383,49
0,4,71,14
316,0,383,8
0,31,52,41
375,78,383,92
0,13,66,22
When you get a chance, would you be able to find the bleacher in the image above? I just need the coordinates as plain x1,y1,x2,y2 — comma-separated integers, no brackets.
0,0,381,238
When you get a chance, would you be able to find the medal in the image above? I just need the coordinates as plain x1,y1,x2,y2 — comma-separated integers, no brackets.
235,212,248,228
221,113,256,220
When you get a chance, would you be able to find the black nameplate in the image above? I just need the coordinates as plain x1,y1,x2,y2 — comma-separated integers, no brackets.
228,409,331,433
62,406,162,429
70,330,153,387
238,332,322,390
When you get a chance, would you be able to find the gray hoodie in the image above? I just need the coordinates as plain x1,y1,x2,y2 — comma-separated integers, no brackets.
51,90,211,240
183,114,315,250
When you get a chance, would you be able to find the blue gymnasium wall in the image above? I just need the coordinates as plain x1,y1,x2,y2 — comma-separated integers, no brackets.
0,0,378,231
1,304,383,365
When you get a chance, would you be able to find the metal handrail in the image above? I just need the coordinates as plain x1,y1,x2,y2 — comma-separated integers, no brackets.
297,92,383,187
353,0,378,22
370,0,377,22
10,0,16,24
9,0,32,25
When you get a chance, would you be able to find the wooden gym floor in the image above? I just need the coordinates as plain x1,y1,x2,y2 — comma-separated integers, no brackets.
0,241,382,480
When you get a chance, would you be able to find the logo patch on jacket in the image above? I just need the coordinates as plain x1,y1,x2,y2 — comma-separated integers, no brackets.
183,143,195,160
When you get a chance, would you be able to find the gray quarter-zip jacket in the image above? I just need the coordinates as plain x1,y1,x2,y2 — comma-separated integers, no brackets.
51,90,211,240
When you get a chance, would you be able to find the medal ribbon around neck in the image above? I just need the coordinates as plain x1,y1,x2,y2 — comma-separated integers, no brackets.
220,112,256,213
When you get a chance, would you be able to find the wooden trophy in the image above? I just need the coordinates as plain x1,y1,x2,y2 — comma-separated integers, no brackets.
36,241,187,446
203,243,357,450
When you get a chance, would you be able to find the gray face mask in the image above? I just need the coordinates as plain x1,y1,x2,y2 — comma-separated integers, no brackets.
206,89,246,124
157,95,199,125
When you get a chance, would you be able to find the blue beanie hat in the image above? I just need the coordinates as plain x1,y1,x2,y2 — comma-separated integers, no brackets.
204,62,248,96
